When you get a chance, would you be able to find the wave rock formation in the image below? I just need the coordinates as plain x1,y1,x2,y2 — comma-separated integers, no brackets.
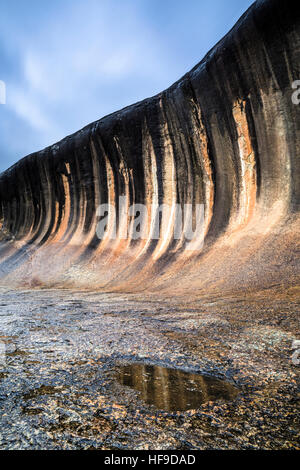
0,0,299,297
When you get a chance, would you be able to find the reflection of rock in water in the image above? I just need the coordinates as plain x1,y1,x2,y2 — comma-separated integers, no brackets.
117,364,239,411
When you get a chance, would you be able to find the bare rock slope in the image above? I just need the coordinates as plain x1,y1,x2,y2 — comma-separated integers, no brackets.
0,0,299,296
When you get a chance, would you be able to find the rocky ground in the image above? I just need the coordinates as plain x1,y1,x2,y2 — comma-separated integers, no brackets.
0,287,299,450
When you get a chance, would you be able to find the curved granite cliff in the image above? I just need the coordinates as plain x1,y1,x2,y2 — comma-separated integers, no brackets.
0,0,299,296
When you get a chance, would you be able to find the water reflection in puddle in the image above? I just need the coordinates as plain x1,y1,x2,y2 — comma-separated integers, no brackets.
117,364,239,411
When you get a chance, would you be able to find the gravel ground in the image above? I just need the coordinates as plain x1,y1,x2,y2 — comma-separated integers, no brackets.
0,287,299,450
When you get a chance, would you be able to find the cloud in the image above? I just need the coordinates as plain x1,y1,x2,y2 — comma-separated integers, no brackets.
8,86,55,133
0,0,174,171
0,0,254,172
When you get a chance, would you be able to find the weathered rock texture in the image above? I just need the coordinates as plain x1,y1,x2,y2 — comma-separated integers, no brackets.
0,0,299,296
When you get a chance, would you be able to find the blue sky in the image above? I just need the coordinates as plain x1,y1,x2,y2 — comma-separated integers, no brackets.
0,0,254,172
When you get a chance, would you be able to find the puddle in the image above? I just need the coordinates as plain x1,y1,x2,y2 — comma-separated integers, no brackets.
116,364,239,411
22,407,44,415
23,385,62,400
7,349,30,357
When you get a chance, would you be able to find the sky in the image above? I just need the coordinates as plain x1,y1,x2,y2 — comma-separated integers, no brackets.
0,0,254,173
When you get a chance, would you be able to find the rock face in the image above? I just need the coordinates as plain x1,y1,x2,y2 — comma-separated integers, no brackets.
0,0,299,295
